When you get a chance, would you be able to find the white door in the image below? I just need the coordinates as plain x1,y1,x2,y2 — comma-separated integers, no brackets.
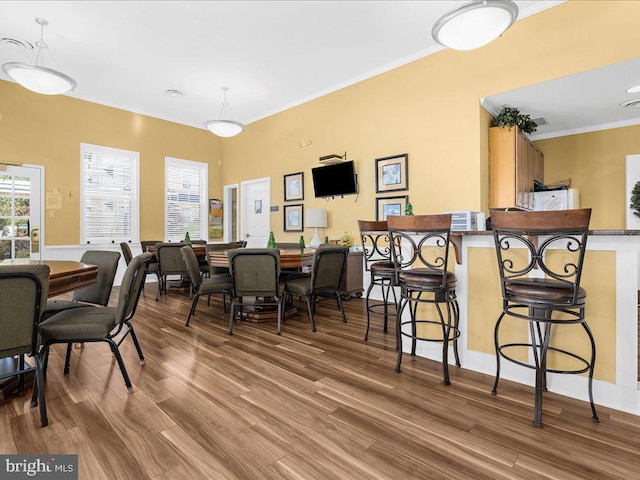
0,165,43,260
241,177,270,248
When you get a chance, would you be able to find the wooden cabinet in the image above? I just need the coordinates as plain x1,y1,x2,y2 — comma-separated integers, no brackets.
489,126,543,209
339,251,363,299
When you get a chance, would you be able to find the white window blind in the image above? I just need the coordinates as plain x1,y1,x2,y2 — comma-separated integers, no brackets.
80,144,139,244
165,157,208,242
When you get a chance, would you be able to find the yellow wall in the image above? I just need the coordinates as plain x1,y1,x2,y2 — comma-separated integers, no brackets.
0,81,222,245
534,124,640,229
222,1,640,242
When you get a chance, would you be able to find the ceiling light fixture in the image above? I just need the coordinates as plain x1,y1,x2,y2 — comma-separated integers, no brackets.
205,86,245,138
432,0,519,51
166,89,183,97
2,18,76,95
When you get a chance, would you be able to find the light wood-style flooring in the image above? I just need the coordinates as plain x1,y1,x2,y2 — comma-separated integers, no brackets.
2,287,640,479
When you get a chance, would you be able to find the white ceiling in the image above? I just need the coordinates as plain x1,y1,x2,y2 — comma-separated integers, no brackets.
0,1,561,131
483,57,640,140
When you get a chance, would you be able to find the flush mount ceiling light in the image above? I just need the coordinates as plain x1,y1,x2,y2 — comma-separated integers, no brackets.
205,86,245,138
432,0,519,51
2,18,76,95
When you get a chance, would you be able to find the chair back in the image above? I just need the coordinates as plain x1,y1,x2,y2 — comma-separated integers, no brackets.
311,245,348,293
140,240,161,254
72,250,121,306
181,246,203,291
120,242,133,265
0,264,49,359
228,248,280,297
115,253,153,324
358,220,391,271
387,214,453,288
156,243,188,276
490,208,591,305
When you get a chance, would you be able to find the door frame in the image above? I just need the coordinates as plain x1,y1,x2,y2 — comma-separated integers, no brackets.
1,163,45,259
240,177,270,245
223,183,238,243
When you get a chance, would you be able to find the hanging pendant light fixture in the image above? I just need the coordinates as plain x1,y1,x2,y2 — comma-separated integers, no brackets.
432,0,519,51
2,18,77,95
205,86,245,137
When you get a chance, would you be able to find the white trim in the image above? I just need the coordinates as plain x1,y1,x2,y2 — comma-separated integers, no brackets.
223,183,239,243
164,156,208,242
529,117,640,141
80,143,140,245
21,164,45,259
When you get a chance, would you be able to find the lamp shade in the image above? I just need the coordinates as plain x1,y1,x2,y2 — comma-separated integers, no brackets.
305,209,327,228
2,63,76,95
432,0,519,51
204,119,245,138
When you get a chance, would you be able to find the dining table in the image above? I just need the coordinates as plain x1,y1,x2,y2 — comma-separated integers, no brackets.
0,259,98,297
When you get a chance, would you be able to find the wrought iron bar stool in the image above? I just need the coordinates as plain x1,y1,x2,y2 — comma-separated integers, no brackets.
388,214,460,385
358,220,399,341
490,208,598,427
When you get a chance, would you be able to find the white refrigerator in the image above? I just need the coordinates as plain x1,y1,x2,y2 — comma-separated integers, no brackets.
532,189,580,211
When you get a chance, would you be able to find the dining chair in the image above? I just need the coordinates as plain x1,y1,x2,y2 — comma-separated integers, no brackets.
155,242,188,300
120,242,133,265
39,253,152,392
227,248,284,335
0,264,50,426
181,245,233,326
139,240,161,290
285,245,348,332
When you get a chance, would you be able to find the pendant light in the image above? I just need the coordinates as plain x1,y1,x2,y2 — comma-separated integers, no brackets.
205,86,245,137
2,18,77,95
432,0,519,51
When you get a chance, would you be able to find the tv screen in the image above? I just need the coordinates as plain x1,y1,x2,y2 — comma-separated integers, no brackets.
312,161,358,198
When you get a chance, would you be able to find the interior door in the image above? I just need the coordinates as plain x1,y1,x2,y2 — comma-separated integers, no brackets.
0,165,42,260
241,177,270,248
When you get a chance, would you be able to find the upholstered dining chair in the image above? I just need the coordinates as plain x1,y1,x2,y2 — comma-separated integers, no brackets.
285,245,348,332
139,240,161,290
120,242,133,265
155,242,188,300
39,253,152,393
227,248,284,335
181,246,233,326
0,264,50,426
42,250,121,321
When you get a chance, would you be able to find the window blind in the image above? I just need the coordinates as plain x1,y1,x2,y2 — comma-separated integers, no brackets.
81,144,139,244
165,158,207,242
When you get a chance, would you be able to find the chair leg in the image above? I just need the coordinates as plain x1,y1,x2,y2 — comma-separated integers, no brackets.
435,301,450,386
222,292,227,313
277,297,283,335
395,296,409,373
18,355,25,392
156,275,162,301
451,298,461,367
304,295,316,332
127,323,146,365
491,311,506,395
186,295,199,326
335,290,347,323
34,352,48,427
42,346,50,379
228,300,236,335
364,280,375,341
107,339,133,393
410,292,419,356
582,320,599,423
63,342,73,374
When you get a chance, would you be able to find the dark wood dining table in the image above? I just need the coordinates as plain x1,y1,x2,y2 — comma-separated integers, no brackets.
0,259,98,297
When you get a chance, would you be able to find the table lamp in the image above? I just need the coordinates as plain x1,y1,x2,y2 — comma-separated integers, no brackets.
305,208,328,249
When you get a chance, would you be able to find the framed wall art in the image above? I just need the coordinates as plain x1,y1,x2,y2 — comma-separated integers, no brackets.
283,204,304,232
375,153,408,193
376,195,408,221
284,171,304,201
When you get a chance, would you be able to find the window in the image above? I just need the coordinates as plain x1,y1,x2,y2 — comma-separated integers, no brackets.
165,157,208,242
80,143,139,244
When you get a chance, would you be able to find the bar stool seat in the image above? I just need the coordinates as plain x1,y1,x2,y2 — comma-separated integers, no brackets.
388,214,461,385
491,208,598,427
358,220,399,341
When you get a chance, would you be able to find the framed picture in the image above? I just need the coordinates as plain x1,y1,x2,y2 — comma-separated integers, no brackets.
284,172,304,201
375,153,408,193
376,196,408,221
283,204,304,231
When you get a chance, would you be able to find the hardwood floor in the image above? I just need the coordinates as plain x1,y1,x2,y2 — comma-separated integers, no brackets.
3,287,640,479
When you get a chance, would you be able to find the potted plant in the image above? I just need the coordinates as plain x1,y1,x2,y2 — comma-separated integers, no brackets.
630,181,640,219
495,106,537,134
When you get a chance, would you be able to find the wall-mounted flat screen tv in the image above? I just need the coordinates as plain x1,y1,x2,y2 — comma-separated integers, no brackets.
311,161,358,198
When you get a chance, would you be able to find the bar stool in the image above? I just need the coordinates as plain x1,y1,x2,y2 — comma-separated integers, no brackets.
387,214,460,385
358,220,398,341
490,208,598,427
